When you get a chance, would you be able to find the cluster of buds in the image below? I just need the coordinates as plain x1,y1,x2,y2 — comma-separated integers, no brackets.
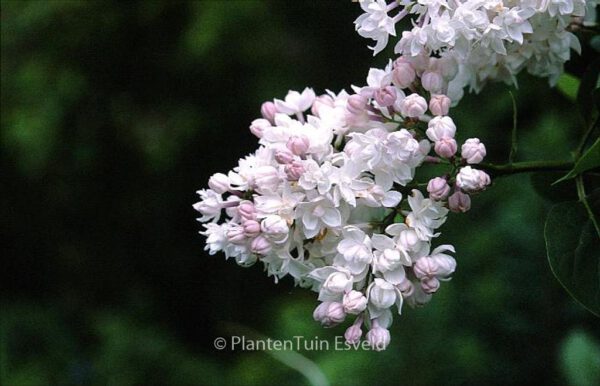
195,52,492,350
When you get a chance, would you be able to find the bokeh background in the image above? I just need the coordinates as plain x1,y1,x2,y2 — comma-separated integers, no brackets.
2,1,599,385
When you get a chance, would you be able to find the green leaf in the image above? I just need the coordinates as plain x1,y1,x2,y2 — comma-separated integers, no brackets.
545,194,600,317
557,73,580,102
553,138,600,184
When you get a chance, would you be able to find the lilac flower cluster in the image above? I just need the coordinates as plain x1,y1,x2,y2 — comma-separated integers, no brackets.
195,55,492,350
355,0,592,100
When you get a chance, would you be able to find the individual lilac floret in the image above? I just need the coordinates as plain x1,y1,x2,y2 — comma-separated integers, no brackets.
448,190,471,213
344,321,363,344
313,301,346,327
421,71,443,93
343,290,368,314
456,166,491,192
400,93,427,117
434,138,458,158
366,319,391,351
461,138,487,164
429,94,451,116
427,177,451,200
392,58,416,88
260,101,277,123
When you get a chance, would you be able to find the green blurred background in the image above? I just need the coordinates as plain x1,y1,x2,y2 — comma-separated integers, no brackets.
1,1,599,385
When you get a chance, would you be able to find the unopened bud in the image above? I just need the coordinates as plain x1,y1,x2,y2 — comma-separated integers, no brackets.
429,94,451,116
434,138,457,158
392,62,416,88
448,191,471,213
400,93,427,118
347,94,368,115
344,323,363,344
243,219,261,238
286,135,310,156
374,86,397,107
208,173,230,194
427,177,450,200
284,160,305,181
461,138,487,164
260,101,277,123
421,71,443,93
250,235,271,255
343,290,368,314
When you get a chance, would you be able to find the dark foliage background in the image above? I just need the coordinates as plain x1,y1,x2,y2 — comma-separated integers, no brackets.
1,1,599,385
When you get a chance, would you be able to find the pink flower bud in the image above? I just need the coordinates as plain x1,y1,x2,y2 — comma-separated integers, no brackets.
448,191,471,213
374,86,397,107
400,93,428,118
208,173,230,194
461,138,487,164
427,177,450,200
260,101,277,123
286,135,310,156
344,323,363,344
249,118,270,138
274,149,295,164
343,290,368,314
396,277,414,297
284,160,305,181
366,320,390,351
421,71,443,93
429,94,451,116
226,225,246,245
243,219,261,238
392,62,416,89
250,235,271,255
434,138,457,158
313,302,346,327
413,257,439,279
312,302,329,321
431,255,457,278
347,94,368,115
421,277,440,294
479,170,491,188
311,94,334,117
237,200,256,221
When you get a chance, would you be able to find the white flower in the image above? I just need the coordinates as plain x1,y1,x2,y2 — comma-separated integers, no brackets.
405,189,449,240
193,189,224,223
297,197,342,239
354,0,399,55
369,278,397,309
274,88,316,115
337,226,373,266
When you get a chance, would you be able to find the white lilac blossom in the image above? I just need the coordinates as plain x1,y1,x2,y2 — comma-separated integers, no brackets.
195,64,494,349
354,0,590,99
